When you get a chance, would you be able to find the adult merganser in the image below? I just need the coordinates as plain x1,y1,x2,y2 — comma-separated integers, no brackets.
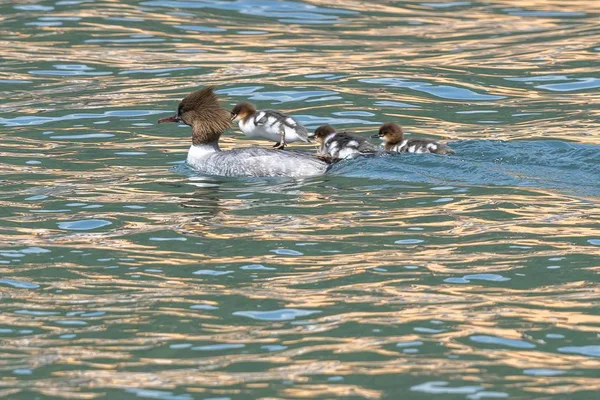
230,102,310,149
158,87,328,177
372,123,455,155
310,125,378,161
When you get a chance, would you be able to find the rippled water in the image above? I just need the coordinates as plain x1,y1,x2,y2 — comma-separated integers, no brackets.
1,0,599,399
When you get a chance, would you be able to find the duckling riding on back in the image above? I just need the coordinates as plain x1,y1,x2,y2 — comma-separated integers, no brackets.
231,102,310,150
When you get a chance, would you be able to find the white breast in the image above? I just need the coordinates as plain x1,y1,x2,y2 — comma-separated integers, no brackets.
239,117,261,137
187,144,218,166
239,115,279,141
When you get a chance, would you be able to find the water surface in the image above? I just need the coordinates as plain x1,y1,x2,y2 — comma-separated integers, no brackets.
1,0,599,399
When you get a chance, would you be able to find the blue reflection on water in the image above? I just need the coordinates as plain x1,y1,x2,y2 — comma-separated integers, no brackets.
470,335,536,349
506,75,600,92
125,389,192,400
233,308,320,321
0,110,165,126
411,381,483,394
361,77,504,100
141,0,356,24
445,274,511,284
558,345,600,357
57,219,112,231
0,279,40,289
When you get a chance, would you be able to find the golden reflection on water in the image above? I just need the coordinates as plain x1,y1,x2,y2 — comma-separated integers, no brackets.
1,0,598,141
3,181,597,399
1,0,600,399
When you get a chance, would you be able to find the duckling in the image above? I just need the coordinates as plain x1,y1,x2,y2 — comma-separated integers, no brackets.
231,102,310,149
310,125,378,161
372,123,455,155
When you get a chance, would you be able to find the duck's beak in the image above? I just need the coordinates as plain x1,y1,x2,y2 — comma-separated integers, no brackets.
230,113,237,122
371,134,380,138
158,115,181,124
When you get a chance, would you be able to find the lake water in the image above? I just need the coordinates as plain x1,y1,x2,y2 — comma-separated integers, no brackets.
1,0,599,399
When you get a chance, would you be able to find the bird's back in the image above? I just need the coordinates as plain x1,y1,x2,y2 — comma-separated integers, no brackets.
262,109,309,142
188,147,329,177
321,132,378,159
405,138,455,155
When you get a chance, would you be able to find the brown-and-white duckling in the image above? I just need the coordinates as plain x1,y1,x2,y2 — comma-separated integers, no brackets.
230,102,310,149
372,123,455,155
158,87,328,177
310,125,378,160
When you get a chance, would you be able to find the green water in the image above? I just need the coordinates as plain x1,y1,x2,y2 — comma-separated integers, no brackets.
1,0,599,399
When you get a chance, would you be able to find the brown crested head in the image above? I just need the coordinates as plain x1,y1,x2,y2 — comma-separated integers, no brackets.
372,122,404,144
310,125,336,143
158,86,231,145
231,102,256,122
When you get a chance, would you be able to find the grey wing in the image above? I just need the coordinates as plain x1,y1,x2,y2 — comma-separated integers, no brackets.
291,121,309,141
357,137,378,152
341,132,378,153
331,133,354,149
262,110,289,127
253,110,270,126
265,109,309,141
408,139,455,155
